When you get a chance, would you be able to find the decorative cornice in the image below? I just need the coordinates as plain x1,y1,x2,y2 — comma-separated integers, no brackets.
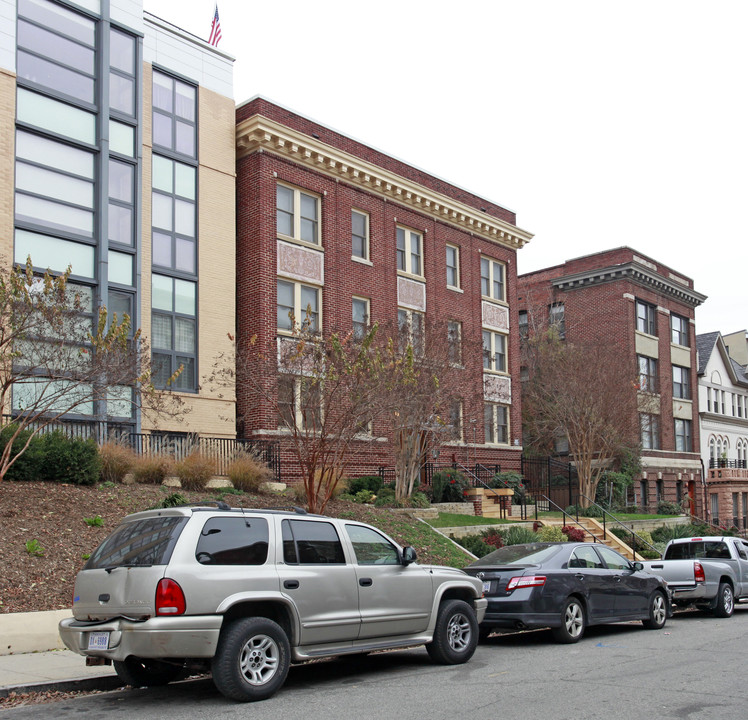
236,115,533,251
552,262,707,308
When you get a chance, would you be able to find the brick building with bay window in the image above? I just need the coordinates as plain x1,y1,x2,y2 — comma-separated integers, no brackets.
234,98,533,481
517,247,707,515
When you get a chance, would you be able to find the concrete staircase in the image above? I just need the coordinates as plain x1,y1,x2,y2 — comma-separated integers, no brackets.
540,517,644,561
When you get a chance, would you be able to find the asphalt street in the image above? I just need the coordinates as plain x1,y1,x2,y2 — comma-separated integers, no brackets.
4,607,746,719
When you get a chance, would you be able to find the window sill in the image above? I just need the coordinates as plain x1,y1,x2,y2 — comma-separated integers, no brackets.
397,270,425,283
447,285,464,294
481,296,508,307
277,235,324,252
352,256,373,267
483,369,510,377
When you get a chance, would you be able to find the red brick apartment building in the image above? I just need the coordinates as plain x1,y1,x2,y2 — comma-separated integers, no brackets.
517,247,707,515
234,98,533,481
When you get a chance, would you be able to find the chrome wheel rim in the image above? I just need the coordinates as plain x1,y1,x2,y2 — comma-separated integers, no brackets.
447,612,472,652
239,634,280,686
652,594,666,625
564,602,583,638
723,586,734,614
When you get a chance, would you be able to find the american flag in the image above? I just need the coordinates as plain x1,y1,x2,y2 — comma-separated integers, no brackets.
208,5,222,47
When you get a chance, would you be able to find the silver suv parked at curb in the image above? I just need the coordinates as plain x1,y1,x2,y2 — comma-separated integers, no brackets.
59,502,487,702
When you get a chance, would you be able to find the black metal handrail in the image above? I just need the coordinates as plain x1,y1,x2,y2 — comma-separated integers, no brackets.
578,493,660,559
534,494,601,543
453,462,512,519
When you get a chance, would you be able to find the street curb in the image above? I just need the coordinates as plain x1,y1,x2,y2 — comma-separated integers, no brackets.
0,674,124,698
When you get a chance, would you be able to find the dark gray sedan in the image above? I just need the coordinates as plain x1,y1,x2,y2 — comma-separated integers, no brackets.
463,542,670,643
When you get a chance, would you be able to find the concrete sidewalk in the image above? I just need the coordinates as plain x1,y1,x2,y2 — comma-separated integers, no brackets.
0,649,121,697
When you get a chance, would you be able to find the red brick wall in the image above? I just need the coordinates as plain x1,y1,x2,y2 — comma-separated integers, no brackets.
516,247,704,510
235,106,524,482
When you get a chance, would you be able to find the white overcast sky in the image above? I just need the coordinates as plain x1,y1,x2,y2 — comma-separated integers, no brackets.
145,0,747,337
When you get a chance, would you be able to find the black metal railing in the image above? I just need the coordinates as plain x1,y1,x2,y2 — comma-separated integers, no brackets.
709,458,748,469
534,494,601,543
1,416,281,480
578,493,660,560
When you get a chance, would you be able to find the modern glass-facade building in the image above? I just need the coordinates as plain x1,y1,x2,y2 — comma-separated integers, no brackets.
0,0,236,438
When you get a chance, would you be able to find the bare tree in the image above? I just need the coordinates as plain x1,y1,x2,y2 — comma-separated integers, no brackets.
521,329,649,506
209,318,383,514
0,260,179,482
371,317,480,501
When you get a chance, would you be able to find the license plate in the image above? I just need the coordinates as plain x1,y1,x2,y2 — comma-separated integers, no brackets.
482,580,491,593
87,632,110,650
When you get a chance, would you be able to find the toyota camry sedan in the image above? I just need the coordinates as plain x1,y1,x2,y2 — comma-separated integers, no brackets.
463,542,670,643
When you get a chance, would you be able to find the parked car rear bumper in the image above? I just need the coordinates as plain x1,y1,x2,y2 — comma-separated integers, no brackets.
59,615,223,660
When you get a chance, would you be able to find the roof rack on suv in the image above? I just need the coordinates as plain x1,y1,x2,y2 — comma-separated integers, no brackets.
267,506,308,515
180,501,232,511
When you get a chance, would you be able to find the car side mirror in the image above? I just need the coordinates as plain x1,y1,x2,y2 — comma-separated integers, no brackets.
401,546,417,566
632,561,644,571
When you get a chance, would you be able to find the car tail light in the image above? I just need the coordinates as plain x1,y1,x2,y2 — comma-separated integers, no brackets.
506,575,546,591
694,561,706,584
156,578,186,616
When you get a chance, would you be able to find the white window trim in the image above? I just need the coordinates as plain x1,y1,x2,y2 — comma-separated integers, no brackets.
481,256,506,303
448,320,462,367
483,329,508,374
352,296,370,339
446,243,461,290
398,307,424,356
277,278,321,335
276,182,321,247
351,208,370,262
484,402,509,445
396,225,423,278
277,375,323,432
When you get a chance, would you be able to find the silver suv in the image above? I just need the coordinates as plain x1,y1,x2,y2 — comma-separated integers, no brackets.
59,502,487,701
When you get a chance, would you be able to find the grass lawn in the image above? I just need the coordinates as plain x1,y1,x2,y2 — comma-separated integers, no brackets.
535,511,675,522
428,512,522,528
428,510,678,528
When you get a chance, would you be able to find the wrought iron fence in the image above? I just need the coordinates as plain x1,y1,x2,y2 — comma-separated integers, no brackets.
1,416,280,480
709,458,748,469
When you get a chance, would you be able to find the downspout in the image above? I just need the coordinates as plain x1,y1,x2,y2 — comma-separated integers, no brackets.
700,457,708,522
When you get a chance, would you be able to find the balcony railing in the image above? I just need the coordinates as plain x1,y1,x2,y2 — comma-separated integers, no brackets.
709,458,748,469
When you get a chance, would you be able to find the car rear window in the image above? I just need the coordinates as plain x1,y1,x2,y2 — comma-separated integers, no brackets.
664,541,731,560
85,516,188,569
470,543,561,567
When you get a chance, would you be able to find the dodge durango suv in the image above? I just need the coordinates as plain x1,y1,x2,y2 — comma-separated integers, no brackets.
59,502,487,701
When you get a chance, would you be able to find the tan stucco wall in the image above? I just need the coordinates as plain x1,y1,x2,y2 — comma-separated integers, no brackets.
0,69,15,266
140,65,236,438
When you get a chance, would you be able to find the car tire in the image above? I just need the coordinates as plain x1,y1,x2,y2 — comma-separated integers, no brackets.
113,657,184,687
551,597,585,644
713,582,734,618
642,590,668,629
212,617,291,702
426,599,478,664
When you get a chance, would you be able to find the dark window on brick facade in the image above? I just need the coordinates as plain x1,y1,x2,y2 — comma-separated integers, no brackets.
640,413,660,450
671,313,689,346
637,355,658,393
672,365,690,399
636,300,656,336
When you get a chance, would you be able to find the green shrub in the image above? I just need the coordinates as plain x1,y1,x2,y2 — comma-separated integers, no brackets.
457,534,493,558
84,515,104,527
132,455,173,485
651,522,713,543
373,487,399,507
564,503,603,518
157,492,187,508
98,441,135,484
174,451,215,491
39,431,100,485
227,451,273,492
0,424,44,482
489,471,525,502
502,525,540,546
657,500,682,515
408,491,430,509
353,489,375,504
348,476,384,495
431,469,470,503
25,539,44,557
538,525,565,542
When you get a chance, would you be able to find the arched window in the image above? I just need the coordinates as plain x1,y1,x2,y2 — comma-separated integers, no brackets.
709,436,717,461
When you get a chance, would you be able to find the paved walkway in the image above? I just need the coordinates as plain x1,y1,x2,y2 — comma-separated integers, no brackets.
0,649,119,697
